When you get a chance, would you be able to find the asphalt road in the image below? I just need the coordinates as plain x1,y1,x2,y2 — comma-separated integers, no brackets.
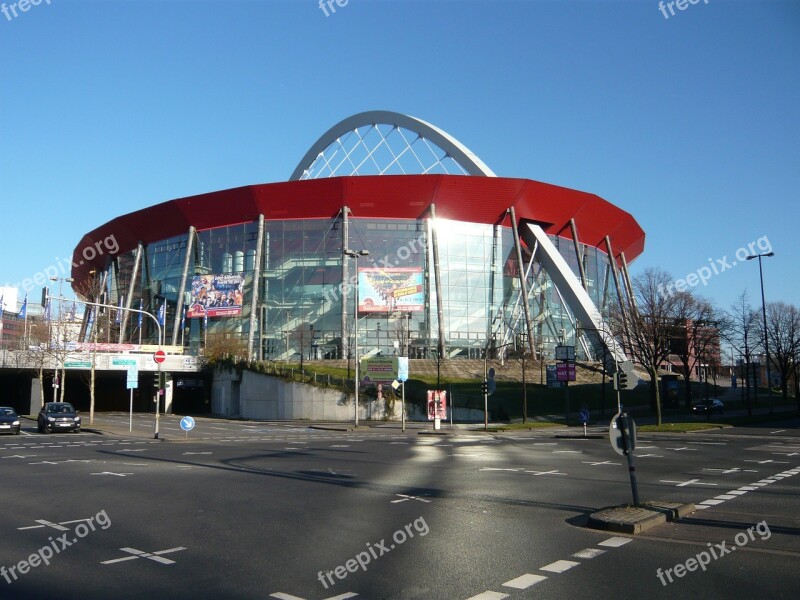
1,415,798,599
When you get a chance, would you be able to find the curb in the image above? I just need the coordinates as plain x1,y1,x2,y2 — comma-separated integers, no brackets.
588,501,695,534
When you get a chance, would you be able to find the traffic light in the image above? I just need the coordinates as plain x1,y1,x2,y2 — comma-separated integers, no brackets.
153,372,166,394
617,370,628,390
481,380,488,395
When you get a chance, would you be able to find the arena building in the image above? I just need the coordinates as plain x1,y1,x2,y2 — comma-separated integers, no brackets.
71,111,644,368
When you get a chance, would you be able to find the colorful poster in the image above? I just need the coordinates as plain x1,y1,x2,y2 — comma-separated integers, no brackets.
357,268,424,313
360,356,398,385
187,274,245,318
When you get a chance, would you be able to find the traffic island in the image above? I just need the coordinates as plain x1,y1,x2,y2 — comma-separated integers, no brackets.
588,501,696,534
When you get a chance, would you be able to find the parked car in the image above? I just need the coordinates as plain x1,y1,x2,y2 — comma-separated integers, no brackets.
37,402,81,433
692,399,724,415
0,407,21,435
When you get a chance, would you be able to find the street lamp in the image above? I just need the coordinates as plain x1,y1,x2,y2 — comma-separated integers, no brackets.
49,276,74,402
745,251,774,412
344,248,369,427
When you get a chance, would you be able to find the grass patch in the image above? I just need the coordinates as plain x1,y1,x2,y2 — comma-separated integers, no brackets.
638,423,729,433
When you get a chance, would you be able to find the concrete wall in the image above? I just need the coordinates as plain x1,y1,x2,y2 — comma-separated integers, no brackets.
212,368,396,421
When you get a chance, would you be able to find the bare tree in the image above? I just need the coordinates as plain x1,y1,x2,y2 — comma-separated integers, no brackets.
612,268,683,426
720,292,761,417
763,302,800,408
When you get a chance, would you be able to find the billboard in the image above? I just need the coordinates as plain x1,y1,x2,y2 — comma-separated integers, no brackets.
357,268,423,313
360,356,398,385
187,274,245,318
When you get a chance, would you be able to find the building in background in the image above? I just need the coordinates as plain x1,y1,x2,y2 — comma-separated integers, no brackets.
70,111,645,367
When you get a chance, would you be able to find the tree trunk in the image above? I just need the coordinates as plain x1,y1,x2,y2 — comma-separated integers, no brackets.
650,367,662,426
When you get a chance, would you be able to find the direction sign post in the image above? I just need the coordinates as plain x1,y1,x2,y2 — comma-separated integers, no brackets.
579,408,589,437
397,357,408,432
153,349,166,439
180,416,196,439
126,366,138,432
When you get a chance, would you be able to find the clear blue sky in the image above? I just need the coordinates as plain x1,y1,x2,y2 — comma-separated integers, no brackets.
1,0,798,314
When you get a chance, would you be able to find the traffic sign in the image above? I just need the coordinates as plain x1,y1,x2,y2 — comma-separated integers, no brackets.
579,408,590,423
397,357,409,382
126,366,139,390
609,412,636,455
180,416,196,432
154,349,166,364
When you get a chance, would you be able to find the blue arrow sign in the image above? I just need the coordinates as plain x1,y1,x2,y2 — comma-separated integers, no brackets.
179,416,196,432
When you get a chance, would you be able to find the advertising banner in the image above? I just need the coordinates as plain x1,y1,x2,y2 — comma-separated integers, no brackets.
187,274,245,318
357,268,424,313
360,356,398,385
426,390,447,420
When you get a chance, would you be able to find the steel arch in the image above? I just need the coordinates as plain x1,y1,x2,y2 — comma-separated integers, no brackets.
289,110,497,180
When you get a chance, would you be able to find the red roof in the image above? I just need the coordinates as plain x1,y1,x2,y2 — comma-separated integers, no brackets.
71,175,644,293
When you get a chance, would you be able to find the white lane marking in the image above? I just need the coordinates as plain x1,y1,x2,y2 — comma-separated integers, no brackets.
660,478,718,487
700,499,725,506
695,505,710,510
727,490,748,495
101,546,186,565
480,468,523,472
525,469,567,476
391,494,431,504
738,486,757,491
771,430,786,434
598,537,632,548
666,447,697,451
714,495,737,500
553,450,581,454
182,452,212,455
90,472,133,477
746,459,789,465
572,548,606,559
636,454,664,458
540,560,579,573
464,592,509,600
582,461,621,466
330,444,351,448
502,573,548,589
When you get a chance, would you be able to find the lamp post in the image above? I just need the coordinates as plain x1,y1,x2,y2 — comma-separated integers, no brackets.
344,248,369,427
49,276,74,402
746,251,774,412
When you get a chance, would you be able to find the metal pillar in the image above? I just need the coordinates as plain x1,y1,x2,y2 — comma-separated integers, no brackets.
341,207,350,360
118,243,143,344
172,227,196,346
429,204,446,363
509,207,536,358
247,215,265,361
569,218,588,290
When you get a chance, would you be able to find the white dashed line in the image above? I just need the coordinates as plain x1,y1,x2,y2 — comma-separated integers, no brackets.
540,560,579,574
502,573,547,589
598,537,631,548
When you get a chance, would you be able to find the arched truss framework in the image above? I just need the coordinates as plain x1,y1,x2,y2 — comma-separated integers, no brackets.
290,110,497,180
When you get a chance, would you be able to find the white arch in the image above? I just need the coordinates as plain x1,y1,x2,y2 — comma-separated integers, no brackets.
290,110,496,180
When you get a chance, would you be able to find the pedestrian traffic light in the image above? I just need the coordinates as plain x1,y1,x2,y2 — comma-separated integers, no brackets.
481,381,488,395
153,372,166,394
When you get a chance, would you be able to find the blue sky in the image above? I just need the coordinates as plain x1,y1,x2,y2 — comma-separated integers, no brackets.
1,0,798,314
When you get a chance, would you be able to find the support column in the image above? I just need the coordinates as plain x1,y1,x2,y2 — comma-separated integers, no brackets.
605,235,632,354
569,218,588,290
429,204,446,361
172,227,196,346
619,251,638,313
247,215,265,361
119,243,143,344
509,207,536,358
341,207,350,360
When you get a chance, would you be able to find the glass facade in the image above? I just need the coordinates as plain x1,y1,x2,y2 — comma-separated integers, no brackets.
104,215,614,362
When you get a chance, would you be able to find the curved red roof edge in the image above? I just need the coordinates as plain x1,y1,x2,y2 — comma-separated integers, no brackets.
71,174,644,294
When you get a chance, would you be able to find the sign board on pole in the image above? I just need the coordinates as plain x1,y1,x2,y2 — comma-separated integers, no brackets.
579,408,590,424
126,366,138,389
555,345,575,361
180,416,196,432
397,357,409,382
154,349,166,364
556,362,576,382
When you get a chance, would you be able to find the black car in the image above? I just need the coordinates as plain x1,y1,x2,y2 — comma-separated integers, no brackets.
692,399,724,415
37,402,81,433
0,407,21,435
